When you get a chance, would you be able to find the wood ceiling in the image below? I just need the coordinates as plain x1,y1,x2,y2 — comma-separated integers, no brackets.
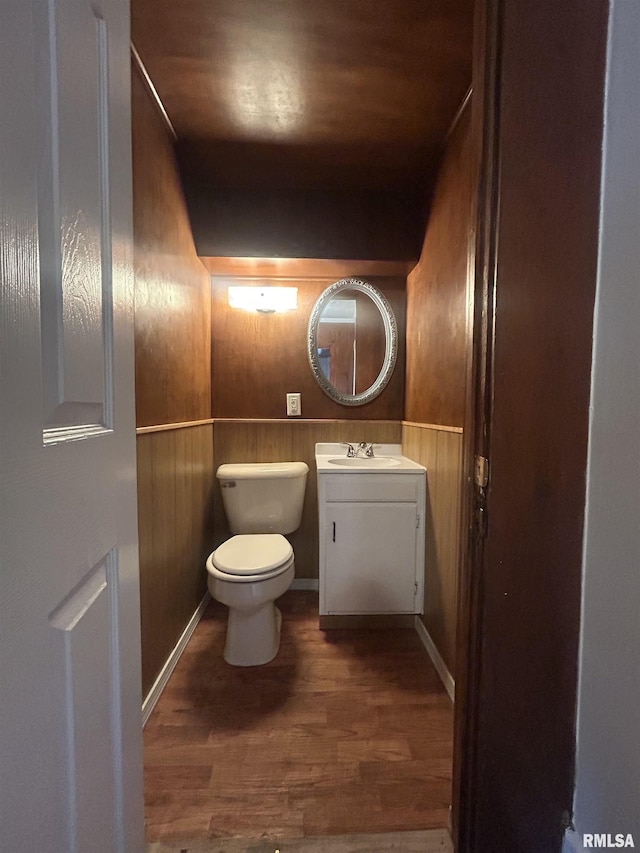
131,0,474,194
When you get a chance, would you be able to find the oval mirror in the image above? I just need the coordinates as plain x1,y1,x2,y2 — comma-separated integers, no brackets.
307,278,398,406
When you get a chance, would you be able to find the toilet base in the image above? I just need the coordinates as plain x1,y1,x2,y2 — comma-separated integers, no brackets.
224,603,283,666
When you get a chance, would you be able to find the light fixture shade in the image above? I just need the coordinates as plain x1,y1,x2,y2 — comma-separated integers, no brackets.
227,286,298,313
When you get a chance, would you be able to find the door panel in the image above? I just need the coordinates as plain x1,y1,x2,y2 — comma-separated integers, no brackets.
0,1,143,851
35,0,113,436
455,1,609,850
49,554,117,850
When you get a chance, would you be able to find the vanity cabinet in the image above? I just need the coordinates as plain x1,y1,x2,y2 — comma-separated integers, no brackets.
317,472,426,615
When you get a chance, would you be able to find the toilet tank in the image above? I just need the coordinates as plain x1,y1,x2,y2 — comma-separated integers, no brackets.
217,462,309,534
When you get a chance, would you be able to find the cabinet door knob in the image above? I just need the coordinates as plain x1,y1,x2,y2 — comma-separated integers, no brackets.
332,521,336,542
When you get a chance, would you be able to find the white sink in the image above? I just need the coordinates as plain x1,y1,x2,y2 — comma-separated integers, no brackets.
315,443,426,475
328,456,401,468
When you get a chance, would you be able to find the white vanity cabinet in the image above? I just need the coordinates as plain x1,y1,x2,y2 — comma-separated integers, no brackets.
317,471,426,615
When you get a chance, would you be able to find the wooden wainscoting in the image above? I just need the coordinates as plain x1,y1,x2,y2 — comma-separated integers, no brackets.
212,420,403,579
137,422,216,697
402,423,464,679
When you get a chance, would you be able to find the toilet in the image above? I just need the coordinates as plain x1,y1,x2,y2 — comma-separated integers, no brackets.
206,461,309,666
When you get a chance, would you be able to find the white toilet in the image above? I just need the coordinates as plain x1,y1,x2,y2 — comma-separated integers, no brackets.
206,461,309,666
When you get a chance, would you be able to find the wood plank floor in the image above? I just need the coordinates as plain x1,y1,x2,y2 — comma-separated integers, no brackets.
144,591,454,846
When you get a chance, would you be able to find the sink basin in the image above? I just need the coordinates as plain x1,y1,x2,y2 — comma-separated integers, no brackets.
328,457,402,468
315,443,426,474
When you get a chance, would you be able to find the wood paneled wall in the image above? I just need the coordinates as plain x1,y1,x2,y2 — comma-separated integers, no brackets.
202,258,413,279
137,425,214,695
405,101,473,429
132,64,211,429
403,424,464,677
132,59,215,698
212,420,402,579
183,183,425,261
400,100,473,680
211,272,406,420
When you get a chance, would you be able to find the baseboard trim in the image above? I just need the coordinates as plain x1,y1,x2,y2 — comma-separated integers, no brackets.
290,578,319,591
320,613,415,630
414,617,455,702
142,592,210,727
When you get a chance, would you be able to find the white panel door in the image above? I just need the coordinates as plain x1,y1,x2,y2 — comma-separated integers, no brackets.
324,502,419,613
0,1,144,851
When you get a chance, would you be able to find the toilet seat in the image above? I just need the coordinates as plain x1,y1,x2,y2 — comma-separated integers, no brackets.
208,534,293,583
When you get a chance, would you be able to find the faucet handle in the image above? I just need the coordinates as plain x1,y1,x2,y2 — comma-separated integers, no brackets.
366,442,382,457
357,442,376,457
341,442,356,457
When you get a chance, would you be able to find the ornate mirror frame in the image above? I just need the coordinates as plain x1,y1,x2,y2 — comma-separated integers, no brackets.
307,278,398,406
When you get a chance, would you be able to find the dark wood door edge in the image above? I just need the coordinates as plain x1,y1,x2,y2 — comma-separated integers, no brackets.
451,0,502,849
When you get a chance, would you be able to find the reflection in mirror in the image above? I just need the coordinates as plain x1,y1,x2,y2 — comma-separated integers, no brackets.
308,279,397,406
317,292,386,395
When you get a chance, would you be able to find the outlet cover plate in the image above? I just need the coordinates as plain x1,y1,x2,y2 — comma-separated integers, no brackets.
286,392,301,417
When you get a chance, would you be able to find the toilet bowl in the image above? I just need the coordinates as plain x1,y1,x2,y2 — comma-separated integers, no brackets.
206,534,295,666
206,461,308,666
207,533,295,666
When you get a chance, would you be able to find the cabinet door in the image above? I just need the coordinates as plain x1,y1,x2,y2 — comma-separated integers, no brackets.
324,502,419,613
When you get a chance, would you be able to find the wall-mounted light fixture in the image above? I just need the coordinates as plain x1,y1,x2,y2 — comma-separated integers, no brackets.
227,286,298,314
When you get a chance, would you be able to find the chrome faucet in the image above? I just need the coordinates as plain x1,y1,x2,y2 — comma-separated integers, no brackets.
357,442,375,458
341,442,357,457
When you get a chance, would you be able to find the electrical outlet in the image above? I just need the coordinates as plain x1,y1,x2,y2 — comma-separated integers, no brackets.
286,392,301,417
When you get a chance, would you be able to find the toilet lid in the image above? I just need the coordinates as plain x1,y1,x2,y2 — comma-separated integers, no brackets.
212,534,293,576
